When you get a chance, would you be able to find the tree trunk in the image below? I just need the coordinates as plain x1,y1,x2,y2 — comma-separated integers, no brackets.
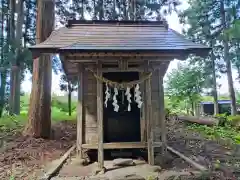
99,0,104,20
23,0,55,138
210,44,219,115
8,0,16,115
123,0,128,20
178,116,219,126
81,0,84,20
0,73,7,117
93,0,96,20
10,0,24,115
220,1,237,115
191,101,194,116
68,83,72,116
0,0,5,117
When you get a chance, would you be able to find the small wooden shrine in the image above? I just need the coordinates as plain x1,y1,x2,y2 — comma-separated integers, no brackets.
29,20,210,169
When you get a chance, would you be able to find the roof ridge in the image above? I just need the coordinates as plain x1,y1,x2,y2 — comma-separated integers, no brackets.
67,20,166,27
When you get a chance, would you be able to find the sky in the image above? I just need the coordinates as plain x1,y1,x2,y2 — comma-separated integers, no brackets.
21,0,240,96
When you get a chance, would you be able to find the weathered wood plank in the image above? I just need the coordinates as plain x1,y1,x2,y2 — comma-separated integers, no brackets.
64,52,179,58
77,64,84,158
97,62,104,169
139,72,146,142
159,72,166,154
167,146,207,171
82,142,148,149
84,66,98,144
145,61,154,165
40,145,76,180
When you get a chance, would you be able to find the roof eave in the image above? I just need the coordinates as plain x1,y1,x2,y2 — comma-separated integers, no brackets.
29,47,211,60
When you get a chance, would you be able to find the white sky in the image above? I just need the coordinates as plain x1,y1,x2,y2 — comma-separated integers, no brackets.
21,0,240,96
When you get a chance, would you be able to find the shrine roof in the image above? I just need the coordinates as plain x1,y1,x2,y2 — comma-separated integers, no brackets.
29,20,210,56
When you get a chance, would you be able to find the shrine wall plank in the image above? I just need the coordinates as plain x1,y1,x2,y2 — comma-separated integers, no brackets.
151,69,161,142
84,65,98,144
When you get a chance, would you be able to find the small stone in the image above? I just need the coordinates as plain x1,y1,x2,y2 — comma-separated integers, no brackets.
98,168,106,175
151,165,162,172
92,167,106,175
113,158,134,166
71,158,87,166
225,151,232,155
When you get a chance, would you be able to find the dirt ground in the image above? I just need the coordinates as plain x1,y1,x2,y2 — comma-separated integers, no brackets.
166,119,240,179
1,119,240,180
54,119,240,180
0,121,76,180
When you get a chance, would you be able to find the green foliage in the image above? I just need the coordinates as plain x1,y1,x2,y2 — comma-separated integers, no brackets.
214,113,228,126
55,0,181,25
9,175,15,180
165,62,205,114
189,113,240,145
0,114,27,132
188,124,240,145
179,0,221,89
51,109,76,121
179,0,240,114
51,95,77,113
0,95,76,132
225,20,240,40
235,135,240,144
227,115,240,128
213,113,240,128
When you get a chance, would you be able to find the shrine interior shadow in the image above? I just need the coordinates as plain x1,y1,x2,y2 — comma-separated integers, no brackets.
102,72,141,143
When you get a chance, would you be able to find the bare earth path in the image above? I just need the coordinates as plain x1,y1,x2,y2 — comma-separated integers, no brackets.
0,121,76,180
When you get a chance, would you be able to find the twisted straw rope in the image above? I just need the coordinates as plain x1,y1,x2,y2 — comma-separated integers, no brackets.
86,68,152,89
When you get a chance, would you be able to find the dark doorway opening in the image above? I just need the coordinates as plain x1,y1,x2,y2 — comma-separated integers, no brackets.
103,72,141,143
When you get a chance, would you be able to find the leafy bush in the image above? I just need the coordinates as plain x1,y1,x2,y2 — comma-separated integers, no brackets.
188,124,240,145
214,113,228,126
0,115,27,132
235,135,240,144
51,96,77,113
227,115,240,128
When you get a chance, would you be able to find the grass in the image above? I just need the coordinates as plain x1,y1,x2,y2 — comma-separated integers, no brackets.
0,106,76,133
187,123,240,145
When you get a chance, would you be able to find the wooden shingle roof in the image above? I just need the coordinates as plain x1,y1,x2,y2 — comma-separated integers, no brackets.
30,20,210,56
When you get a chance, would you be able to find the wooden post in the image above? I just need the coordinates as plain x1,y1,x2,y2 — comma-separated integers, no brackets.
77,64,84,158
145,62,154,165
97,62,104,169
140,72,146,142
159,72,166,154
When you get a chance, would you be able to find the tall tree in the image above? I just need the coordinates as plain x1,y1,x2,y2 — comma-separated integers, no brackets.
9,0,24,115
24,0,55,138
165,62,205,115
55,0,181,25
180,0,239,115
0,0,9,117
8,0,16,115
220,0,237,115
179,0,220,115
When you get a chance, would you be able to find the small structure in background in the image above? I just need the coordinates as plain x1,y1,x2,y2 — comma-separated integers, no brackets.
199,100,240,115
